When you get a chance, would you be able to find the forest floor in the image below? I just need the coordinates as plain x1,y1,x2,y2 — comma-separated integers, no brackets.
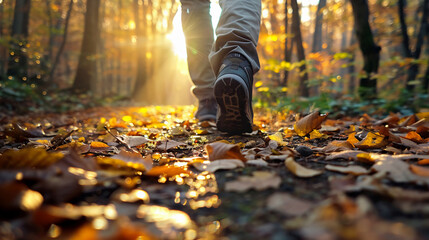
1,105,429,240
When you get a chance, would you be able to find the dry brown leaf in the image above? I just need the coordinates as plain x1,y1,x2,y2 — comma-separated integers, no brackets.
192,159,244,172
155,140,186,151
145,165,192,177
205,142,246,162
399,114,418,127
409,164,429,177
354,132,388,150
322,141,354,153
374,113,400,126
294,111,328,137
225,171,281,192
267,193,314,216
325,164,369,175
246,159,269,166
325,150,364,161
285,157,322,178
0,148,64,169
371,157,429,185
122,135,150,147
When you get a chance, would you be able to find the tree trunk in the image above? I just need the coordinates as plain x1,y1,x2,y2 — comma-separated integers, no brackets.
132,0,147,99
72,0,100,94
291,0,309,97
282,0,293,87
399,0,428,91
7,0,31,81
312,0,326,53
347,27,357,94
0,0,5,78
49,0,73,84
350,0,380,100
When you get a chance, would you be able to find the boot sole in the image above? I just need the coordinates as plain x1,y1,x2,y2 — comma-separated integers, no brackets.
214,74,252,134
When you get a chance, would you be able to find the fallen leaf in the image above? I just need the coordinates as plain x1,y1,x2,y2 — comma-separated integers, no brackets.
409,164,429,177
354,132,388,150
325,164,369,175
145,165,192,177
294,111,328,137
309,129,327,139
121,135,150,147
325,150,364,161
96,150,152,172
404,131,424,143
192,159,244,172
90,141,110,148
205,141,246,162
268,132,287,146
267,193,314,216
371,157,429,185
0,148,64,169
225,171,281,192
285,157,322,178
155,140,187,151
374,113,399,126
346,132,360,146
322,141,354,152
246,159,269,166
418,159,429,165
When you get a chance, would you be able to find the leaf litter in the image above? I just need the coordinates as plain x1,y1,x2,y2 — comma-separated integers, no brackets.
1,106,429,239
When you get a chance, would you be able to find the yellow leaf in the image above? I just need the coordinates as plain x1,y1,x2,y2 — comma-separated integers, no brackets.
354,132,388,150
0,148,63,169
268,132,287,146
347,132,359,146
309,129,327,139
285,157,322,178
255,81,263,87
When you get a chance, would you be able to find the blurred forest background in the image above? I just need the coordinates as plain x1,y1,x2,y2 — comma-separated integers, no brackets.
0,0,428,114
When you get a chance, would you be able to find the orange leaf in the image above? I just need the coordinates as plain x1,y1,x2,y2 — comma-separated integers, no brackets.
346,132,359,146
418,159,429,165
404,131,424,143
410,165,429,177
90,141,109,148
205,142,247,162
294,111,328,137
145,165,192,177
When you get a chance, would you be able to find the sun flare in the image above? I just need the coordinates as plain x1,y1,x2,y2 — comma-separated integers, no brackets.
167,3,221,61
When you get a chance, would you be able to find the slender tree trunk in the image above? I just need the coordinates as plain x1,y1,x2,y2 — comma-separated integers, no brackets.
312,0,326,53
72,0,100,93
291,0,309,97
347,27,357,94
7,0,31,81
0,0,5,79
46,0,53,62
282,0,293,87
132,0,147,99
350,0,380,100
399,0,428,91
49,0,73,84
